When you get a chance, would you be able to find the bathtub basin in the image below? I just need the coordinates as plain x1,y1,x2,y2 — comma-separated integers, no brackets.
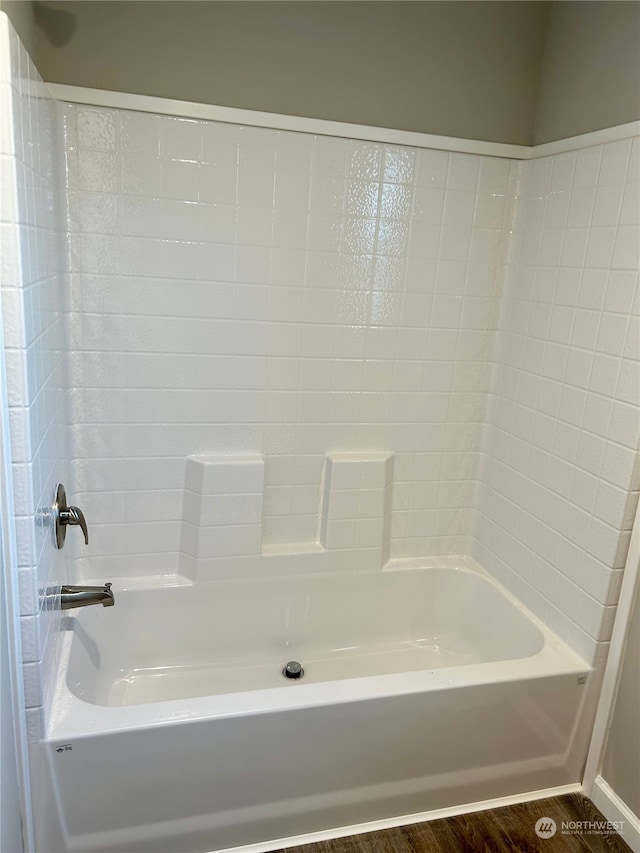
67,562,548,705
44,559,592,853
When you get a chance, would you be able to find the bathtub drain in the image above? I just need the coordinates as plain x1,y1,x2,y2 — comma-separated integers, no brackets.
282,661,304,680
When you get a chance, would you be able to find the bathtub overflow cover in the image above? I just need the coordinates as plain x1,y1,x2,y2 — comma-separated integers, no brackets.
283,661,304,680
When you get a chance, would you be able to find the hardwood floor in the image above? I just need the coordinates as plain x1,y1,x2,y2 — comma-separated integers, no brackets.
275,794,632,853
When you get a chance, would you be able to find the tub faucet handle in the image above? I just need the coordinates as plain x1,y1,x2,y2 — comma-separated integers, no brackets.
61,505,89,545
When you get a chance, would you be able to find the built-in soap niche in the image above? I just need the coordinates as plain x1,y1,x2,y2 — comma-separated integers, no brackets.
179,452,394,580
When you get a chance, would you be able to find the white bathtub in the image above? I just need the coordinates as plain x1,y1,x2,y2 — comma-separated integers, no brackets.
43,559,592,853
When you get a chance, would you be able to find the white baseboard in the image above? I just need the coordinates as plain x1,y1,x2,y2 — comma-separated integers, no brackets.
211,783,582,853
591,777,640,853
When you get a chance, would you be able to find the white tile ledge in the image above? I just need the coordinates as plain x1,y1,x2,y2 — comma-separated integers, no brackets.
47,83,639,160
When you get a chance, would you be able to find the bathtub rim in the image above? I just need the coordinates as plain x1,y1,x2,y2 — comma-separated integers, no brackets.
47,557,592,742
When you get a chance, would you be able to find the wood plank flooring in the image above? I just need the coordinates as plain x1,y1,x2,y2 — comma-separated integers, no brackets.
275,794,631,853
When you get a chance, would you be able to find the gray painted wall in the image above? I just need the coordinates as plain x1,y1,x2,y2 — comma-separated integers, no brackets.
534,1,640,144
0,0,35,56
5,2,640,144
32,0,550,145
602,586,640,818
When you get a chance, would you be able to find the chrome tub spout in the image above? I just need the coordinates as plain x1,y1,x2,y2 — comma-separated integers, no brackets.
60,583,114,610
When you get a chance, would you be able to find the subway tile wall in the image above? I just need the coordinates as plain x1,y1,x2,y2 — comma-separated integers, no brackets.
1,34,635,676
63,103,518,577
0,18,71,736
473,140,640,663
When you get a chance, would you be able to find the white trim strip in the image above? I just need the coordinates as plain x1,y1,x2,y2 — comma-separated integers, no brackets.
46,83,529,159
591,777,640,853
583,500,640,796
529,121,640,159
0,212,35,853
45,84,640,160
210,783,583,853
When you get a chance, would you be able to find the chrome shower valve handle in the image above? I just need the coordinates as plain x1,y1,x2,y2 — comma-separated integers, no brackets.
54,484,89,548
59,505,89,544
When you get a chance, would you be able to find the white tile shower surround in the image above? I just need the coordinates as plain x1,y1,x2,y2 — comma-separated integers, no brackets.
1,2,638,732
64,103,518,572
474,141,640,663
0,18,71,737
61,104,639,663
